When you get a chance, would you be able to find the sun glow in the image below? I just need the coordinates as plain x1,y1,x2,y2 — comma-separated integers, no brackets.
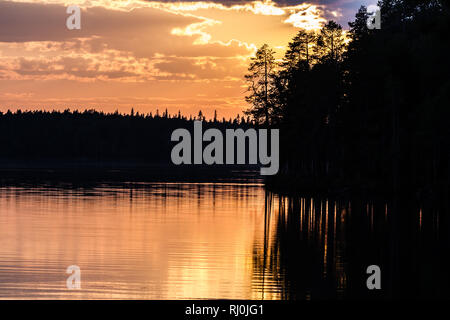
284,4,328,30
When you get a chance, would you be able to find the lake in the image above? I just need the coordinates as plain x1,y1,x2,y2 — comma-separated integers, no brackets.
0,182,448,299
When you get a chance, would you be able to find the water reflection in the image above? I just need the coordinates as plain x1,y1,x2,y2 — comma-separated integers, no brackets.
0,183,268,299
0,183,449,299
256,192,450,299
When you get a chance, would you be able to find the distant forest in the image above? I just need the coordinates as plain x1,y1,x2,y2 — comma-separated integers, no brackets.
243,0,450,194
0,109,252,164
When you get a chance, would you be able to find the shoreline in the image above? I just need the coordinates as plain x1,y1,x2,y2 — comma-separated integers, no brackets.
0,159,263,184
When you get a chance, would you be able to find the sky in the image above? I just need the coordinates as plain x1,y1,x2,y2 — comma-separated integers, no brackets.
0,0,372,119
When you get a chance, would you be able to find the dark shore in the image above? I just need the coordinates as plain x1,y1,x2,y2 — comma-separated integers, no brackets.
0,159,263,185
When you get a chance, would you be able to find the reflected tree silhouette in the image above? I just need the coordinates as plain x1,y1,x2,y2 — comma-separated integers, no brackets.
253,191,450,299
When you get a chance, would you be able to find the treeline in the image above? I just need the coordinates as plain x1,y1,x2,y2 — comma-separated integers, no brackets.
0,109,252,163
245,0,450,194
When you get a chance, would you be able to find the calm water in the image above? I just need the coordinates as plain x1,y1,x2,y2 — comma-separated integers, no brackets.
0,182,449,299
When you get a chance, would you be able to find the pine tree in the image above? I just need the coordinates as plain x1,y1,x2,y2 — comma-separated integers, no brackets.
245,44,277,125
316,21,346,63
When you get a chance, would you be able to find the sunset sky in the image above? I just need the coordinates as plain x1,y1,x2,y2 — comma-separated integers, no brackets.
0,0,371,119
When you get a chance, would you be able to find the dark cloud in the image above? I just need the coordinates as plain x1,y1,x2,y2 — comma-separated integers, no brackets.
0,1,198,43
0,0,370,44
149,0,372,26
0,1,252,57
149,0,366,10
151,0,343,5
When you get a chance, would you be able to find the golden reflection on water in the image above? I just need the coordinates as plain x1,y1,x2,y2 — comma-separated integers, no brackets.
0,183,284,300
0,183,439,299
254,194,354,299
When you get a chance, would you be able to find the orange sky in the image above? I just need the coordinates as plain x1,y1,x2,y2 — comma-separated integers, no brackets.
0,0,370,119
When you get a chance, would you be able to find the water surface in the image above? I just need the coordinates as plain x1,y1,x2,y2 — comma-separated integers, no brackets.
0,183,276,299
0,183,448,299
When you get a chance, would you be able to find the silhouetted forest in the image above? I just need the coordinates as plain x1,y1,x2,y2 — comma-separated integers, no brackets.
245,0,450,195
0,109,252,164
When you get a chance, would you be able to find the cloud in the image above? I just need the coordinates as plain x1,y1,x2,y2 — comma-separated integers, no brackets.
154,55,247,80
0,1,253,81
